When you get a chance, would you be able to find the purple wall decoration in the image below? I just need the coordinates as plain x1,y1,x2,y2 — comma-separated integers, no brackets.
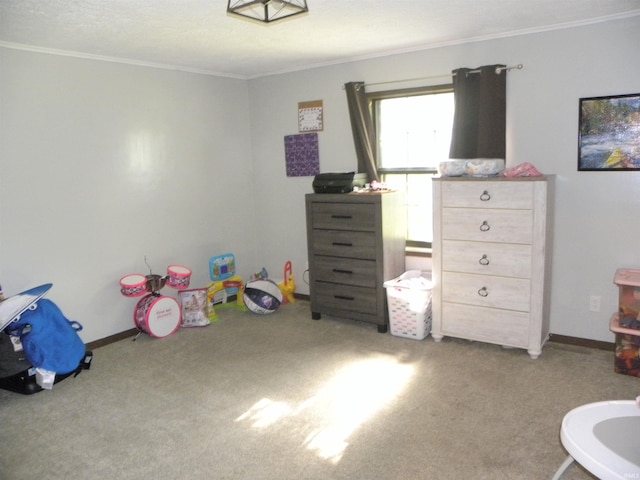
284,133,320,177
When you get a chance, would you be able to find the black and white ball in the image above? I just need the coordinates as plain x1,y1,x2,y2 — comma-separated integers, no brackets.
243,280,283,315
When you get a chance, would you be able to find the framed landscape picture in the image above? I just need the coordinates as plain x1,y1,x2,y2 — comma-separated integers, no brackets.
578,93,640,170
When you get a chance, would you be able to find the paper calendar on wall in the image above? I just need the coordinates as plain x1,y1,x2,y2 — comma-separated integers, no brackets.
298,100,323,132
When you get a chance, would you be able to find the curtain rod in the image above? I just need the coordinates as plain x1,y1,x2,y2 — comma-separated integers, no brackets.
345,63,523,90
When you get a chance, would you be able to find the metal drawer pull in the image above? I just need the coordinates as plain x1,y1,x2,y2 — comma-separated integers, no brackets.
477,287,488,297
331,214,352,219
479,190,491,201
332,242,353,247
479,254,490,266
479,221,490,232
334,295,355,301
333,268,353,274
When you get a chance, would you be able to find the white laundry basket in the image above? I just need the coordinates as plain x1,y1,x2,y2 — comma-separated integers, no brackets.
384,270,433,340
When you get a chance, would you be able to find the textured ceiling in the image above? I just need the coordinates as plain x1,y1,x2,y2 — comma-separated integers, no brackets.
1,0,639,78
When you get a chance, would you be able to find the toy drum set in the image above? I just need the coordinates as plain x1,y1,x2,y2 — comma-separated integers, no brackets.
119,265,192,339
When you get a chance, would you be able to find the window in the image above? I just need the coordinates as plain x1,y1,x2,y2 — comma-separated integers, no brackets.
369,85,454,249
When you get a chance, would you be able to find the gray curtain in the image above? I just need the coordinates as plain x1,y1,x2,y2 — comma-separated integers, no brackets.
344,82,379,182
449,65,506,159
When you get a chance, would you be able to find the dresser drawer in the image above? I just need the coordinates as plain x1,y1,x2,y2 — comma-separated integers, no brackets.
441,303,529,346
313,282,378,315
442,271,531,312
441,181,533,209
442,240,532,278
311,203,376,231
312,256,377,287
311,230,376,259
442,208,533,244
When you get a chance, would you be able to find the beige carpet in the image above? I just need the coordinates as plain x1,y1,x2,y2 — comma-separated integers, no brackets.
1,300,638,480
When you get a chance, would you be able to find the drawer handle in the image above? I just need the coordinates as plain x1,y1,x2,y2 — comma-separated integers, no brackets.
479,221,491,232
332,242,353,247
479,254,490,266
477,287,489,297
331,215,353,219
333,268,353,274
480,190,491,201
334,295,355,301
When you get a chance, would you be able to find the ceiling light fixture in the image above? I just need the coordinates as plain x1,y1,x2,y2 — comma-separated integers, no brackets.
227,0,309,24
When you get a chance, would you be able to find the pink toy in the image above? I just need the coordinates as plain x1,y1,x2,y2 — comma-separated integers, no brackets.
133,294,181,338
500,162,542,177
119,274,147,297
166,265,192,289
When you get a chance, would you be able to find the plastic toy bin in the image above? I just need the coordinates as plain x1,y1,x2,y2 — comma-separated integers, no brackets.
614,268,640,330
383,270,433,340
610,313,640,377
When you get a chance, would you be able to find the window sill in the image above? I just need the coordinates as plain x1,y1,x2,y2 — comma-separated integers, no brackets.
405,246,432,257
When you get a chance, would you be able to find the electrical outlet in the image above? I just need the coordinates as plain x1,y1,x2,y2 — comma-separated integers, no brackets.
589,295,601,312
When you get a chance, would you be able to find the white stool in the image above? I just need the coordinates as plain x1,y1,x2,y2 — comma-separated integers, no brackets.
552,400,640,480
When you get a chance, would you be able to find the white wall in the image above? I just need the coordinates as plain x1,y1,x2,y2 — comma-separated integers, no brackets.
248,16,640,342
0,49,257,342
1,16,639,344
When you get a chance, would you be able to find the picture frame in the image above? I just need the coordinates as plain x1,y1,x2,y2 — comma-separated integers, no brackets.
578,93,640,171
178,288,209,327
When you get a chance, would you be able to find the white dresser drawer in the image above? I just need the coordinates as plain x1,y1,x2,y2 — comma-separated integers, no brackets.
442,271,531,312
442,240,532,278
441,303,530,346
442,208,533,244
441,181,533,209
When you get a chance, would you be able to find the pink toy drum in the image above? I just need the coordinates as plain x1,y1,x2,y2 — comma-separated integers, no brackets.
166,265,192,289
120,274,147,297
133,294,181,338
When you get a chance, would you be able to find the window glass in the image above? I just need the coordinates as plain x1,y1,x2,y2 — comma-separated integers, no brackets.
370,86,454,247
377,92,454,170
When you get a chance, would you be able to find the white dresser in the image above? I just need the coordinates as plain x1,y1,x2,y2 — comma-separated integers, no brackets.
431,176,554,359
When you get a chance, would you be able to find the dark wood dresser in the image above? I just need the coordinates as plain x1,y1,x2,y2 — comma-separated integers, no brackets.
305,192,406,332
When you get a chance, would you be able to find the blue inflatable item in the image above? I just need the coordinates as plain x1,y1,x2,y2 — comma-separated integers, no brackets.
7,298,85,375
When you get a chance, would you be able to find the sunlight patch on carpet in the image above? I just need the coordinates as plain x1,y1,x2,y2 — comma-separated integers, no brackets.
235,397,293,428
235,355,415,464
